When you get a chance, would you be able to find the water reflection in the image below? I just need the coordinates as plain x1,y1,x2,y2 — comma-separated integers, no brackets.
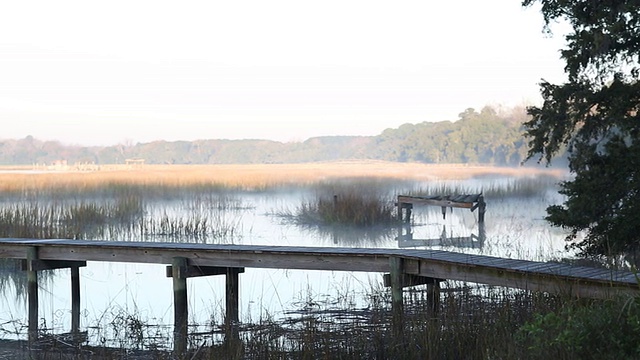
294,224,397,247
0,259,27,298
396,223,486,249
0,174,580,348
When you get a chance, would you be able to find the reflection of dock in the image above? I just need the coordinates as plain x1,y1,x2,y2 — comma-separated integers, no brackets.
1,238,638,355
397,224,485,249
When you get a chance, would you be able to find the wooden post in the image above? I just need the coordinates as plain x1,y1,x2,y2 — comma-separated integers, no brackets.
389,257,404,337
478,221,486,242
225,268,240,341
172,257,188,356
27,247,39,346
478,195,486,224
71,266,81,335
427,282,440,315
333,195,340,244
404,204,412,223
165,264,245,352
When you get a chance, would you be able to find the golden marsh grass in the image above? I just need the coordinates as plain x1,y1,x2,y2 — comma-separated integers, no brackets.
0,161,565,194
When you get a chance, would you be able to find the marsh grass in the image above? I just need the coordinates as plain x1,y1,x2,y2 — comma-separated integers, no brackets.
185,283,574,359
411,173,562,200
0,163,581,358
284,178,399,228
294,193,397,227
0,196,144,240
1,275,635,359
139,209,242,243
0,191,243,244
0,163,564,196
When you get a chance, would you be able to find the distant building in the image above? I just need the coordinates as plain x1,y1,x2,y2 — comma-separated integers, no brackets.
125,158,145,169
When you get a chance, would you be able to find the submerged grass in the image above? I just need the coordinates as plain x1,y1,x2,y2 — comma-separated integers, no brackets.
1,280,588,359
295,193,397,227
103,283,639,360
284,179,399,228
3,285,638,359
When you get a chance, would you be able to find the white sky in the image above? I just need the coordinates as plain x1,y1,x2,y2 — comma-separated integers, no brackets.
0,0,568,146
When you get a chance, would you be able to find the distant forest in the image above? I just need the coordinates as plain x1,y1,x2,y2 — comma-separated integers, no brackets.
0,106,557,166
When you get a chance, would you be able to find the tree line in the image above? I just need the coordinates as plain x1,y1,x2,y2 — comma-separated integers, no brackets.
0,106,553,166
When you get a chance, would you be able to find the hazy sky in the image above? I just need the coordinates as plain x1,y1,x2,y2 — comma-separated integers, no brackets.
0,0,568,146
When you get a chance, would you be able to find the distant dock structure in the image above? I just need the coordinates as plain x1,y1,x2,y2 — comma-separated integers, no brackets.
397,194,486,224
396,194,486,249
125,158,145,169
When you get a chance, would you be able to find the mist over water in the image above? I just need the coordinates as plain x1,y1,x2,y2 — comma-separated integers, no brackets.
0,173,573,347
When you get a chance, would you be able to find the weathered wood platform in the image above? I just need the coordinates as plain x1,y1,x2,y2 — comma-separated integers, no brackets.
397,194,486,223
1,238,637,297
1,238,638,354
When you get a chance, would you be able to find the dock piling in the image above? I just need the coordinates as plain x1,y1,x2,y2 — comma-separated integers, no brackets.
166,262,245,353
27,247,39,346
71,266,81,335
389,257,404,337
172,257,189,356
2,237,638,353
225,267,240,342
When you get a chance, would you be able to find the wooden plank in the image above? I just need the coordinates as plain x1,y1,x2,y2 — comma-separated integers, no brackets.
511,263,562,273
31,244,391,272
561,268,609,279
383,273,440,287
21,259,87,271
416,259,638,299
0,239,638,299
165,265,245,278
546,266,612,279
0,245,27,259
475,258,531,268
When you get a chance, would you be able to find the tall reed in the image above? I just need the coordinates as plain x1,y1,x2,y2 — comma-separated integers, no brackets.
287,179,399,228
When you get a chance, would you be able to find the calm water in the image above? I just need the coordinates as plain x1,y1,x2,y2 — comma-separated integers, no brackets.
0,176,573,347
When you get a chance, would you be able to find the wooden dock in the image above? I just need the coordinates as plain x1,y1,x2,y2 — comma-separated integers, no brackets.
397,194,486,223
0,238,638,354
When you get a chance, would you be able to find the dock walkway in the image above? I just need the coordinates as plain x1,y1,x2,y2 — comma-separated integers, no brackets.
0,238,638,353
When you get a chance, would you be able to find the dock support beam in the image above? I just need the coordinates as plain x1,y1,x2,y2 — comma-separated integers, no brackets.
225,268,242,353
24,249,86,346
386,259,442,338
22,256,87,345
27,247,39,346
389,257,404,337
71,266,81,335
172,257,189,356
226,268,241,338
396,202,413,223
478,195,486,224
167,261,245,355
426,282,440,315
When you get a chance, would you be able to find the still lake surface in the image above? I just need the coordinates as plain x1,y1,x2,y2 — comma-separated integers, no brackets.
0,175,573,347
